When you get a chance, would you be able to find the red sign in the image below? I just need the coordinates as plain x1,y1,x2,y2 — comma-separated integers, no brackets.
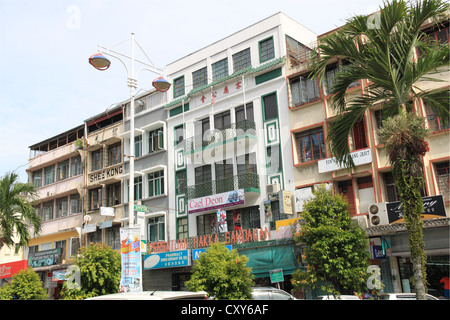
0,260,28,279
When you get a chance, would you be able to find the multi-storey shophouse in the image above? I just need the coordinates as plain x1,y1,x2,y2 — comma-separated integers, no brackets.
26,125,85,299
82,105,124,251
286,16,449,296
145,12,318,292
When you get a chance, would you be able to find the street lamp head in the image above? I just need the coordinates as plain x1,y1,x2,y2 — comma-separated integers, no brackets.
152,76,171,92
89,53,111,71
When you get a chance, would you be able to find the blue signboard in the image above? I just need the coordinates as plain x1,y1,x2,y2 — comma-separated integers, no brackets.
192,245,232,260
372,245,385,259
144,250,190,269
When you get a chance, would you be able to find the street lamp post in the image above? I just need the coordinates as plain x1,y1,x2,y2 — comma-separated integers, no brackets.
89,33,170,227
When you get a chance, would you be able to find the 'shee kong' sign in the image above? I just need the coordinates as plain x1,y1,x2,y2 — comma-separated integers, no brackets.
89,165,123,183
147,227,270,254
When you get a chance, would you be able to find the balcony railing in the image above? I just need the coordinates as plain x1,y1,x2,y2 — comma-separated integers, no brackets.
184,119,256,153
187,172,260,199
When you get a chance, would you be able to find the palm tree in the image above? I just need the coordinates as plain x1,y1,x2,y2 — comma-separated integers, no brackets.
0,172,42,252
310,0,449,299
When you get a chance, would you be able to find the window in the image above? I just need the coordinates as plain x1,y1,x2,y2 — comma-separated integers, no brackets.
87,230,102,244
192,67,208,89
134,176,143,200
195,165,211,184
295,127,326,163
267,145,281,173
212,58,228,81
196,213,217,236
259,37,275,63
42,201,53,221
107,227,120,250
237,153,257,175
214,111,231,130
148,216,165,242
290,74,320,106
134,135,142,158
148,170,164,197
57,160,70,181
352,118,368,150
232,48,251,73
341,60,360,89
56,197,68,218
324,63,339,96
435,161,450,202
215,159,234,192
177,217,188,240
262,93,278,121
90,188,102,210
425,102,449,132
55,240,66,260
106,182,121,206
176,170,187,195
384,172,399,202
71,155,82,177
32,170,42,188
235,103,254,122
44,165,55,185
108,143,121,166
175,124,185,147
195,117,211,148
173,76,185,98
148,128,164,153
91,149,103,171
70,193,82,215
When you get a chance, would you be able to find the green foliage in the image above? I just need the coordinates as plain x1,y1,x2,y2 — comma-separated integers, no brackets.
60,243,121,300
0,268,47,300
0,172,42,251
185,242,254,300
291,186,370,297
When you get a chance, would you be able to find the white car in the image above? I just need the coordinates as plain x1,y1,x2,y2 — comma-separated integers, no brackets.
252,287,297,300
86,290,208,300
315,295,361,300
378,293,439,300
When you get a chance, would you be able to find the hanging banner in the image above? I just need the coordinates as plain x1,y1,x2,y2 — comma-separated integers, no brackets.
264,200,272,223
188,189,244,214
217,209,228,233
119,227,142,293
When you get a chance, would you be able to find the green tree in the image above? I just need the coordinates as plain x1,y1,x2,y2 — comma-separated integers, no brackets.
0,172,42,252
309,0,449,299
60,243,121,300
185,242,254,299
0,268,47,300
291,186,370,297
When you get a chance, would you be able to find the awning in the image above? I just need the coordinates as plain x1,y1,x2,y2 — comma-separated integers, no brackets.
239,245,301,278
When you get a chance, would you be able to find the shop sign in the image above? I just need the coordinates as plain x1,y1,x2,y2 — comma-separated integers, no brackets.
99,220,113,229
318,148,371,173
192,245,232,260
188,189,244,214
372,245,385,259
0,260,28,279
279,190,293,215
269,269,284,283
28,248,61,268
386,195,446,223
89,164,123,183
143,250,190,270
276,218,302,239
82,223,97,233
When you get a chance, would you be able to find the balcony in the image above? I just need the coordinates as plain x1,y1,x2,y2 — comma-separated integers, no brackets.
187,172,260,200
184,119,256,153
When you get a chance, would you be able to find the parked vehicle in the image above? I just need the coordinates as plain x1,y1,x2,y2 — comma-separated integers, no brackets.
377,293,439,300
315,295,361,300
86,290,208,300
252,287,297,300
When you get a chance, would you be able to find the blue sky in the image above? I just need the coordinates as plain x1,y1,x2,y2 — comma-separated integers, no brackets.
0,0,385,182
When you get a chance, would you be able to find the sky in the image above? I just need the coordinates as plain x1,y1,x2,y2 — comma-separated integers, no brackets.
0,0,386,183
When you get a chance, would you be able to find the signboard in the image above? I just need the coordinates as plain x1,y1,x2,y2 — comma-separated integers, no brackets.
295,187,313,213
269,269,284,283
100,206,115,216
279,190,293,215
82,223,96,234
89,164,123,183
119,227,142,293
192,245,232,260
144,250,190,269
386,195,446,224
134,205,149,212
188,189,244,214
318,148,372,173
0,260,27,279
276,218,302,239
217,209,228,232
28,248,61,268
372,245,385,259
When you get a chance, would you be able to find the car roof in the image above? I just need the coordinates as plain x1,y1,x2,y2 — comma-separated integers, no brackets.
86,291,208,300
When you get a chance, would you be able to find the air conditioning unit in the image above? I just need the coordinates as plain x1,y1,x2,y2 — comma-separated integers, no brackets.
266,183,281,195
93,203,99,210
351,215,368,229
368,202,389,227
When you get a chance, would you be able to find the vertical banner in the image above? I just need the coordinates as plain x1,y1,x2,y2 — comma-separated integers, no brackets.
119,227,142,293
264,200,272,223
217,209,228,233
